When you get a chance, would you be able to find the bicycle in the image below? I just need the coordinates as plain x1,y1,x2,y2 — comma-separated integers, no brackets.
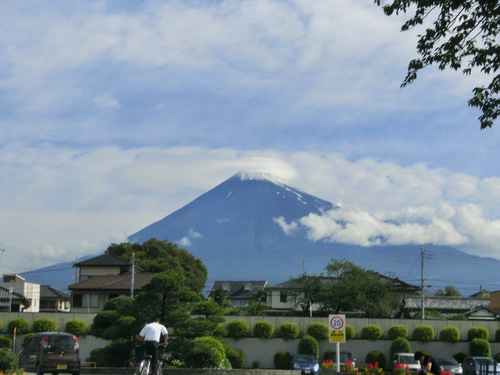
139,345,167,375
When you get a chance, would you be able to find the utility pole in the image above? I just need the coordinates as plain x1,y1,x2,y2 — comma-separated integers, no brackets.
130,252,135,298
421,248,425,320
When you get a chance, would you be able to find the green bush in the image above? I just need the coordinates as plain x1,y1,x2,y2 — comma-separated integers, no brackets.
361,325,383,340
413,325,434,342
274,351,292,369
279,322,300,340
87,338,133,367
226,347,245,368
0,319,2,332
390,337,412,357
366,351,386,369
226,319,250,339
253,321,274,339
307,322,329,340
65,319,88,336
494,353,500,363
32,317,58,333
346,324,356,339
0,349,19,371
470,338,491,357
102,296,134,313
298,335,319,359
7,318,29,335
0,337,12,349
468,327,489,341
185,336,226,369
440,326,460,343
101,316,136,340
449,314,467,320
388,325,408,340
252,360,261,368
91,310,120,337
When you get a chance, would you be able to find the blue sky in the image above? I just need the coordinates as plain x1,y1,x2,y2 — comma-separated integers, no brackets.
1,0,499,280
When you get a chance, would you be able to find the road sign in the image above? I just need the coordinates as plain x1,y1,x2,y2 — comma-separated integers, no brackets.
328,314,346,343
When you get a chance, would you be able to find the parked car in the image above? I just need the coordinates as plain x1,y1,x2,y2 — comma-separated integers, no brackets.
392,353,421,373
292,354,320,375
325,351,356,368
18,332,81,375
437,357,463,375
462,357,500,375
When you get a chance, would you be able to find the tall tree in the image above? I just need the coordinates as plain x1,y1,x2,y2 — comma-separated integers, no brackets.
435,285,462,296
319,259,398,317
106,238,208,293
375,0,499,129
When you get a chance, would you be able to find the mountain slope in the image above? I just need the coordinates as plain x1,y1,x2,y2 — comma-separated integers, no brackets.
128,172,500,293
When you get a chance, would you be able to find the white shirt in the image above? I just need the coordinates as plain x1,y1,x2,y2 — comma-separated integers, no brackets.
140,321,168,342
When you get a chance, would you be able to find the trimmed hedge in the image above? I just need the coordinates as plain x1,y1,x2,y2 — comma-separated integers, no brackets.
470,338,491,357
413,325,434,342
274,351,292,369
468,327,489,341
388,325,408,340
0,337,12,349
307,322,329,340
253,321,274,339
390,337,412,357
32,317,57,333
0,349,19,371
226,319,250,339
440,326,460,343
346,324,356,339
7,318,29,335
65,318,88,336
279,322,300,341
298,335,319,359
366,351,386,369
361,325,383,340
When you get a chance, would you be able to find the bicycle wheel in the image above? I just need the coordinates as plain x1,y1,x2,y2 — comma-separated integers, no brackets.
139,358,150,375
156,360,163,375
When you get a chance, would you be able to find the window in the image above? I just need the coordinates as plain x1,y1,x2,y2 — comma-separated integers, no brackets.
280,291,288,303
72,294,99,308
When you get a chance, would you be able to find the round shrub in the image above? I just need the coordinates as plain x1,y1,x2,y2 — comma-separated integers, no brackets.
390,337,412,357
346,324,356,339
388,325,408,340
299,335,319,359
413,325,434,342
32,317,58,333
185,336,225,369
470,338,491,357
366,351,386,369
0,337,12,349
91,310,120,337
468,327,489,341
0,319,3,332
226,347,245,368
226,319,250,339
88,338,133,367
253,321,274,339
307,322,329,340
279,322,300,340
0,348,19,371
361,325,383,340
274,351,292,369
7,318,29,335
496,328,500,342
440,326,460,343
65,319,88,336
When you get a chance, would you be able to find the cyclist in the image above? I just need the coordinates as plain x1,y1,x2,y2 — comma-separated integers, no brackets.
139,316,168,375
132,334,144,375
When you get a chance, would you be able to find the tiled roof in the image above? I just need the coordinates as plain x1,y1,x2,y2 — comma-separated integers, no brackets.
210,280,267,298
74,253,131,267
68,273,155,291
0,285,25,299
269,279,303,289
403,296,489,310
41,285,71,299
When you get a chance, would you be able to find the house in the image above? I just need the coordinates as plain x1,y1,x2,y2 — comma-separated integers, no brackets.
0,274,40,312
399,296,491,319
40,285,71,313
74,253,141,282
69,273,156,313
208,281,267,308
69,252,155,313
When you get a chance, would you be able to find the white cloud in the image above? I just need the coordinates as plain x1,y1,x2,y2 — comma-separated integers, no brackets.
93,93,121,110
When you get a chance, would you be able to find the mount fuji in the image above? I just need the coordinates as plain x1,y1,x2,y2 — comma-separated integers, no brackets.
128,172,500,294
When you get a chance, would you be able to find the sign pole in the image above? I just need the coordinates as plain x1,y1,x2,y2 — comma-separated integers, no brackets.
328,314,346,373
